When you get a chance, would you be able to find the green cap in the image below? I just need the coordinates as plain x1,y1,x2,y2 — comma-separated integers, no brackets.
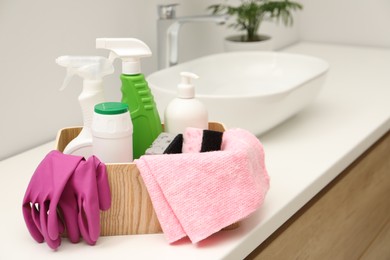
94,102,129,115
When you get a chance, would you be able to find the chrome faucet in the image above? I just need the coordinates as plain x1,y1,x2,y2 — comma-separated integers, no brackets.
157,4,227,69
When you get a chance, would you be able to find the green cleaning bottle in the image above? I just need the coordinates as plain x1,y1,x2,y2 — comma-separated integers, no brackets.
96,38,162,159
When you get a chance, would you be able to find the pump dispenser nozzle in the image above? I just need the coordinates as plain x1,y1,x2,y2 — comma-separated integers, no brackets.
164,71,208,134
178,72,199,99
56,55,114,157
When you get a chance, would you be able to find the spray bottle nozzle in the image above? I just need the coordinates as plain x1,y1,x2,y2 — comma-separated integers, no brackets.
96,38,151,75
56,56,114,91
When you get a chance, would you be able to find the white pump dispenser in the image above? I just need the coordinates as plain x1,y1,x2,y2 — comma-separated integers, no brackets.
56,56,114,157
164,72,208,134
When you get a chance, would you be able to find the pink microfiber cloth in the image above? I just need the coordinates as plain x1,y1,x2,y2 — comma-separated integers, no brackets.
135,128,269,244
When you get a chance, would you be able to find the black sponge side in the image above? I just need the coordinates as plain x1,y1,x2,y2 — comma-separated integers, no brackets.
163,134,183,154
200,130,223,152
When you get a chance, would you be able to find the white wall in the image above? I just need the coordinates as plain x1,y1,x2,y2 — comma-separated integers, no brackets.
0,0,158,160
298,0,390,48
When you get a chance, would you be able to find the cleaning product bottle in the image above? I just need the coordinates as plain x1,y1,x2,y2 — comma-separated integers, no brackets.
96,38,162,159
164,72,208,134
56,56,114,157
92,102,133,163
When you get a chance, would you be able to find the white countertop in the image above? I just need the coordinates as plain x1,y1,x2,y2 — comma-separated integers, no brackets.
1,42,389,259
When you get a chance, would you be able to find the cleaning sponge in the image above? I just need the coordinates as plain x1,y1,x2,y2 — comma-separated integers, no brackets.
145,132,183,155
182,127,223,153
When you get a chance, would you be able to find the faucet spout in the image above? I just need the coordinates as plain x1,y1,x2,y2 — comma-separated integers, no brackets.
173,15,227,24
157,4,228,70
166,15,227,68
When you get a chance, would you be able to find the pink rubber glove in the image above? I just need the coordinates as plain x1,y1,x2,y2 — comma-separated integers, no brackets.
58,156,111,245
22,150,84,249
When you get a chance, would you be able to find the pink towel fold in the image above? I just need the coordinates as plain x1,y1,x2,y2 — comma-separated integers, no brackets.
135,128,269,244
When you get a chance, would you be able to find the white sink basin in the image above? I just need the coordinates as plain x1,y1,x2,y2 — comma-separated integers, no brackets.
147,51,329,135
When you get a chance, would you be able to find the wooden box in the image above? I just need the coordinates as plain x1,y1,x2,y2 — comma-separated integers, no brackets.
55,122,231,236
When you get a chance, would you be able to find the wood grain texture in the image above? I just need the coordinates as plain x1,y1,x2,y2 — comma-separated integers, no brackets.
360,219,390,260
55,122,233,236
55,127,82,152
100,163,162,235
209,122,226,132
56,127,161,235
247,131,390,259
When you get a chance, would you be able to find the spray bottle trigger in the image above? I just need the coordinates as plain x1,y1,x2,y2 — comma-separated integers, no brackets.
59,67,75,91
108,51,119,64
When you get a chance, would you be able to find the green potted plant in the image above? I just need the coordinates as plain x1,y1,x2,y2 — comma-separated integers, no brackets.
208,0,303,51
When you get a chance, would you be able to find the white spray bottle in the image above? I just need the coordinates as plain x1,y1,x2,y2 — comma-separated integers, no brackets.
56,56,114,157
